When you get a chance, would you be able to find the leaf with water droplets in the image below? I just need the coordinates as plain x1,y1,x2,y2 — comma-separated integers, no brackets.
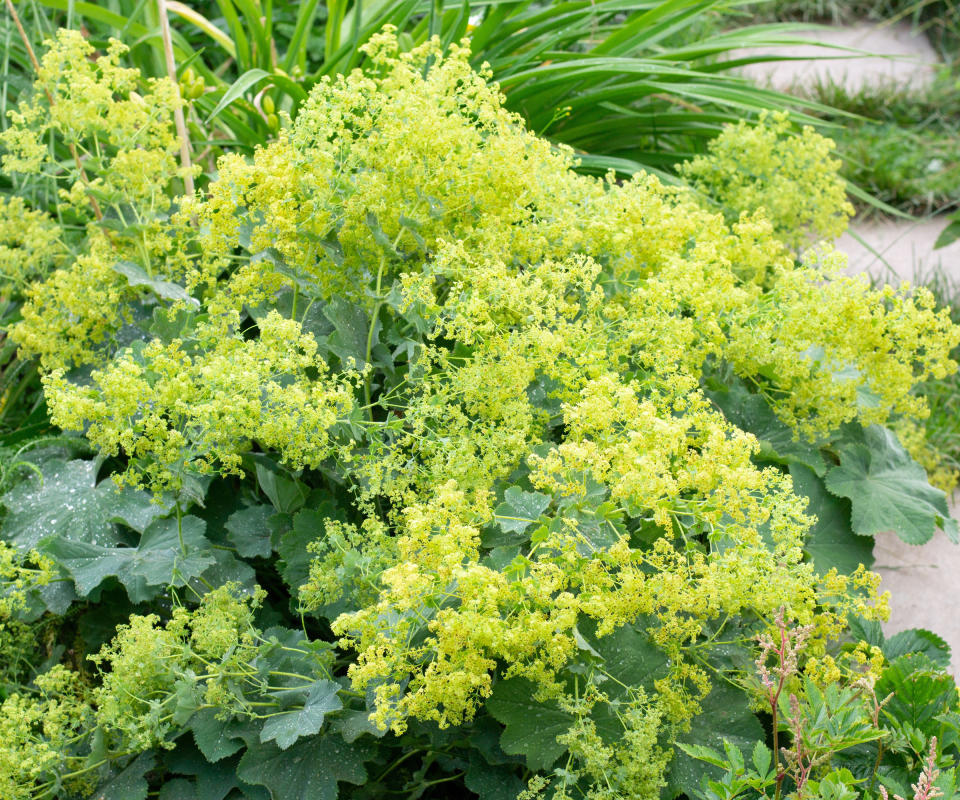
127,516,216,588
259,680,343,749
43,515,214,599
486,678,573,771
237,734,369,800
190,709,258,762
1,458,169,550
105,483,174,534
91,751,155,800
225,504,275,558
41,538,135,598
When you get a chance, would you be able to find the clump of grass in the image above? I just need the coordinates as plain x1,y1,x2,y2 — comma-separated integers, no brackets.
734,3,960,217
811,76,960,216
837,122,960,215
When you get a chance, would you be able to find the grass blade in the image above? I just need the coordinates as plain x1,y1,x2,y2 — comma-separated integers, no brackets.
206,67,270,122
166,1,237,58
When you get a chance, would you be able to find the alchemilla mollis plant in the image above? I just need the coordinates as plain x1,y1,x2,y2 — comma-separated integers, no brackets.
1,23,960,800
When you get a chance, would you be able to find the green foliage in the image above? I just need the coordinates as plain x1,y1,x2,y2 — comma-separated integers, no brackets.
236,735,370,800
0,16,959,800
804,74,960,220
1,455,169,548
825,425,958,545
1,0,844,179
790,463,874,575
683,611,960,800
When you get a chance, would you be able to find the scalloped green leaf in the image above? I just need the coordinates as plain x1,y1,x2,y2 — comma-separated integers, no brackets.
158,779,194,800
825,426,957,545
790,464,874,573
1,458,170,550
131,516,215,587
259,680,343,749
41,538,138,598
92,752,155,800
486,678,573,772
255,463,308,514
190,710,258,763
162,739,247,800
225,504,275,558
490,487,550,541
577,619,670,694
236,735,369,800
43,515,214,599
322,297,371,368
465,754,524,800
279,509,323,594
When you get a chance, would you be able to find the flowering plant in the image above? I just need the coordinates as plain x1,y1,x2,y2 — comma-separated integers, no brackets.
0,25,959,800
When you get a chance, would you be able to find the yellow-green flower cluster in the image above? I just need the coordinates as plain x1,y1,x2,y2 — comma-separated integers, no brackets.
0,666,92,800
0,544,91,798
680,110,855,249
0,542,54,621
555,693,670,800
44,311,357,489
90,584,267,750
12,28,955,488
1,29,188,211
176,26,592,309
725,247,959,437
0,584,287,797
0,544,57,687
328,457,856,735
0,197,64,295
13,250,130,369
